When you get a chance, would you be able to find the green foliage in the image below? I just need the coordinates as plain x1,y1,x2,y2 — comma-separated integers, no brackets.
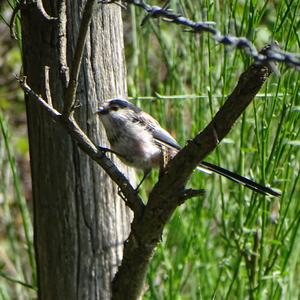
0,1,34,298
0,112,36,299
125,0,300,299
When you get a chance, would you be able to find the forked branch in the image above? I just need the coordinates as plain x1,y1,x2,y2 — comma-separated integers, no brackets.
19,77,145,217
111,57,273,300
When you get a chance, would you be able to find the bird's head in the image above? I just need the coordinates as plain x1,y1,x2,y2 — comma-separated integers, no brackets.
96,99,141,116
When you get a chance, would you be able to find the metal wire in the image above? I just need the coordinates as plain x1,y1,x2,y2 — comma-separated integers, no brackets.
99,0,300,71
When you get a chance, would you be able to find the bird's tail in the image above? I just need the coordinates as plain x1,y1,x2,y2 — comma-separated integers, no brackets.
198,161,281,197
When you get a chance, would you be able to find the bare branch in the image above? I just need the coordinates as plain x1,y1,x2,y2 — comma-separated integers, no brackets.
19,77,145,217
63,0,97,116
177,188,206,204
36,0,57,20
57,0,69,87
19,77,60,118
112,55,273,300
44,66,53,106
9,2,21,39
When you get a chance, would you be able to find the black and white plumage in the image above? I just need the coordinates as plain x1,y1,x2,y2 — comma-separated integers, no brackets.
97,98,280,197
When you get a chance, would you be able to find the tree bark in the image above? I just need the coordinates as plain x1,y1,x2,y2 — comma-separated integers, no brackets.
21,1,132,299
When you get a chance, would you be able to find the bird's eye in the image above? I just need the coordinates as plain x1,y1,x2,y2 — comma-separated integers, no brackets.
110,106,119,111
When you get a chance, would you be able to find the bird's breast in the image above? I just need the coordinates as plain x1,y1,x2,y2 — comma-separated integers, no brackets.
107,123,161,171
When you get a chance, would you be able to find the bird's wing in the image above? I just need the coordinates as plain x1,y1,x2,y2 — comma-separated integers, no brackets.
132,111,181,150
131,109,280,197
152,127,181,150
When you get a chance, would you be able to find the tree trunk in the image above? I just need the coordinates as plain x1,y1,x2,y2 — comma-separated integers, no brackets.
21,1,132,299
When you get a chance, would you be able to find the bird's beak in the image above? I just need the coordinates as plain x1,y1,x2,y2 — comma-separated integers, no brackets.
95,106,109,115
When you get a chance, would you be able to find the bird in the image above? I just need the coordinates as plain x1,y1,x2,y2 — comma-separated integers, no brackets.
96,98,280,197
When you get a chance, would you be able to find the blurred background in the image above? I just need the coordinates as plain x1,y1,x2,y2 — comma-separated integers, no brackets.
1,0,300,299
1,0,34,299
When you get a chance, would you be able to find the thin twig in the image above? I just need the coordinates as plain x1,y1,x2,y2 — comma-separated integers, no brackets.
19,77,145,217
177,188,206,204
63,0,97,116
19,77,60,118
44,66,53,106
9,1,22,39
57,0,69,88
36,0,57,20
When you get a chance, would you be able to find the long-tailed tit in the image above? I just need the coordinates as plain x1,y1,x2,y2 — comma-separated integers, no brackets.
96,99,280,197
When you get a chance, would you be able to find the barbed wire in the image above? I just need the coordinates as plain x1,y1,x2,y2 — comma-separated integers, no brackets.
99,0,300,71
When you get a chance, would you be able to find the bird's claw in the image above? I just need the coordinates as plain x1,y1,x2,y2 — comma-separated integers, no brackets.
118,187,127,201
97,146,111,154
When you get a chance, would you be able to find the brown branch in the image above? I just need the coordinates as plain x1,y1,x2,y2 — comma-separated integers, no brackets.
19,77,145,218
63,0,96,116
111,60,272,300
177,188,206,204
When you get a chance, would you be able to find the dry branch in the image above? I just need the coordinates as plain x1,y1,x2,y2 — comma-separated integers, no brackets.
19,77,145,218
63,0,97,115
111,59,272,300
57,0,69,87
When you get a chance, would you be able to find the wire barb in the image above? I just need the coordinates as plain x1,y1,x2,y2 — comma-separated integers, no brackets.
99,0,300,71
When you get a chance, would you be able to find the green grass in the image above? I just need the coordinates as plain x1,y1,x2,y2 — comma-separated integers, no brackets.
125,1,300,299
0,1,35,298
0,111,36,299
